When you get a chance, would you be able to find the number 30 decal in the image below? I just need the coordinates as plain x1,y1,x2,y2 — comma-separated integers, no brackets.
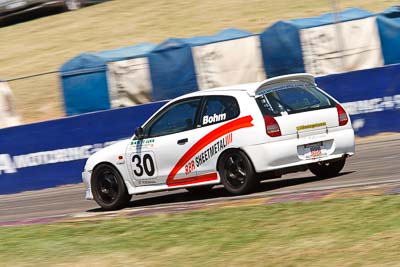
131,153,157,177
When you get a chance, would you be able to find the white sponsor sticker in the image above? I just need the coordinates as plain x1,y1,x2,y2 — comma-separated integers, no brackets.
203,113,226,125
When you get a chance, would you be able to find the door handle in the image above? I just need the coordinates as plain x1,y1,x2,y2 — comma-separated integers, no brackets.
177,138,188,145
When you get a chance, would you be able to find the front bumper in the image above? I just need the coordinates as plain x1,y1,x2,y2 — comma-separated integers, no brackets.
82,170,94,200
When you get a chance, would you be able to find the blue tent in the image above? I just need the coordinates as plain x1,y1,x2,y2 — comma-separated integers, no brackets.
260,8,374,77
377,6,400,65
148,28,254,101
380,6,400,19
60,43,156,116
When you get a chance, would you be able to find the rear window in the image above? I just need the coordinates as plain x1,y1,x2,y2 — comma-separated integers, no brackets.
256,83,335,116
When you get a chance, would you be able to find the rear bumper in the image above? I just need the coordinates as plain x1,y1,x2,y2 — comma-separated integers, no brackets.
243,128,355,173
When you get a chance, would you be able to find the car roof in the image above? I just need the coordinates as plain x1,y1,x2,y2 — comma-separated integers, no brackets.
180,73,316,99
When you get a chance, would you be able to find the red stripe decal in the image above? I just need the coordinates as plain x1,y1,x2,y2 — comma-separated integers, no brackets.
167,173,218,187
167,115,253,185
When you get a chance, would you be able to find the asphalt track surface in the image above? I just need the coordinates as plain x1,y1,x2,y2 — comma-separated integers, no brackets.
1,134,399,223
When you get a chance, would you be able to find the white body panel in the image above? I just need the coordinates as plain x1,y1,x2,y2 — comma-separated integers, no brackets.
83,74,355,201
126,131,199,186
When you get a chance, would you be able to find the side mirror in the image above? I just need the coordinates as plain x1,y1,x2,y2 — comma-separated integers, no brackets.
134,127,144,139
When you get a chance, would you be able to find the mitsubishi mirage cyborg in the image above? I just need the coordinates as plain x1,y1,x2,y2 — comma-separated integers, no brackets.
82,73,355,210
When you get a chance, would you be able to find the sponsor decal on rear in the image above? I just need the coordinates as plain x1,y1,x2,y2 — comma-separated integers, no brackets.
296,122,327,131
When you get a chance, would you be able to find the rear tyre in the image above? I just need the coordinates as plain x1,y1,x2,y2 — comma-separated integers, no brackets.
186,185,214,195
218,150,258,195
91,164,131,211
308,158,346,178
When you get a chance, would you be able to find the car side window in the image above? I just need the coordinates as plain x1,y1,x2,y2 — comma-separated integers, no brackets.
145,98,201,138
201,96,240,126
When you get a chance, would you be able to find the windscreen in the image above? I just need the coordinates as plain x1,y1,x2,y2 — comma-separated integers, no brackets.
256,82,335,116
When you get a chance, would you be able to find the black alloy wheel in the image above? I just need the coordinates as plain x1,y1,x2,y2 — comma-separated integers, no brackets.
92,164,131,210
219,150,258,195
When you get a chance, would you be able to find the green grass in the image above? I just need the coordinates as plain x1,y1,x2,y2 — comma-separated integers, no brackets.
1,0,397,123
1,195,400,266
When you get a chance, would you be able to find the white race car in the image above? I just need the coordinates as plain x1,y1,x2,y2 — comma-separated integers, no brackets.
82,73,355,210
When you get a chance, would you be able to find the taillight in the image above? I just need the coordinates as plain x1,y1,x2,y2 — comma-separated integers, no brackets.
264,115,281,137
336,103,348,126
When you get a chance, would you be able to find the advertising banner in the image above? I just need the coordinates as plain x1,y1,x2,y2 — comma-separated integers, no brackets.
0,101,167,194
316,64,400,136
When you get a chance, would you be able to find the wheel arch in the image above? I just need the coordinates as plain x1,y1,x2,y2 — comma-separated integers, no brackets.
91,161,127,188
90,161,131,210
216,147,256,173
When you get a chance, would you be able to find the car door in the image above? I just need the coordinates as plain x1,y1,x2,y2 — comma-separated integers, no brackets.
191,95,242,176
126,97,202,187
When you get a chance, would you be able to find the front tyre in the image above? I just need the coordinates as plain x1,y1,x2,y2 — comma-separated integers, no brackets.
218,150,258,195
91,164,131,211
308,158,346,178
